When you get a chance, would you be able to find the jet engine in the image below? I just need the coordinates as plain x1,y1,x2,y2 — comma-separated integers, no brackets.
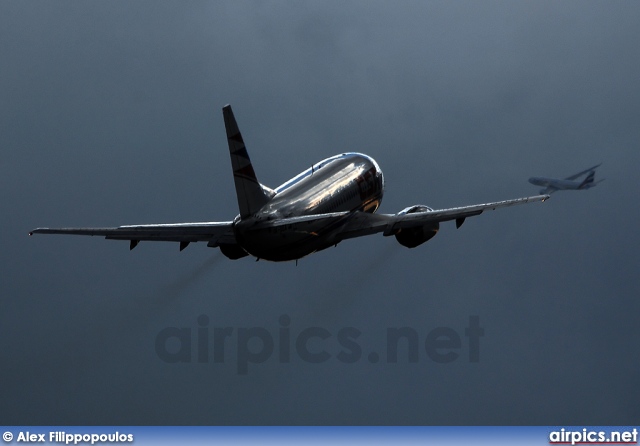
219,243,249,260
394,205,439,248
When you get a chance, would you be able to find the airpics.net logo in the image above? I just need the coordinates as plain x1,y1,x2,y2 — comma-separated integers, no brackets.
549,428,638,445
154,315,484,374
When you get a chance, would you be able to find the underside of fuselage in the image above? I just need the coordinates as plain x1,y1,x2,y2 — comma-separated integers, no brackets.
235,226,342,261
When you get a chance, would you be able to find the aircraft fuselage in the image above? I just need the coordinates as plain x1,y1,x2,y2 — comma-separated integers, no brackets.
234,153,384,261
528,177,584,190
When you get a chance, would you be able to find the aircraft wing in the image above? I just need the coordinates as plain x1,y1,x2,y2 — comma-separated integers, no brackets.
29,194,548,250
564,163,601,181
29,222,236,249
338,194,550,240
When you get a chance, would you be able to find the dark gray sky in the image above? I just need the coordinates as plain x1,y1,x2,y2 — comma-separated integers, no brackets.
2,1,639,425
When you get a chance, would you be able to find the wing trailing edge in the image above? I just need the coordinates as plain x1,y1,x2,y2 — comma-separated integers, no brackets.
29,222,235,246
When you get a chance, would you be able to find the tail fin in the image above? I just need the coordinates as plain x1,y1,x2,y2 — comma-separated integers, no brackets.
579,171,596,189
223,105,273,219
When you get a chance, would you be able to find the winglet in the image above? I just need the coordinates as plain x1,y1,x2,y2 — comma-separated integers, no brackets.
223,105,273,219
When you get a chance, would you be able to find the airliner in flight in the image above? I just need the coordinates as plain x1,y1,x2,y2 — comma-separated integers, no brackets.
529,163,603,194
30,105,549,262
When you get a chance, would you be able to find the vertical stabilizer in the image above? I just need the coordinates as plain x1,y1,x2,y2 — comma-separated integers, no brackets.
579,171,596,189
223,105,272,218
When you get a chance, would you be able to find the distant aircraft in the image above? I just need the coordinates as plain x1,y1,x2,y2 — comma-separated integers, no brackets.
529,163,603,194
30,105,548,262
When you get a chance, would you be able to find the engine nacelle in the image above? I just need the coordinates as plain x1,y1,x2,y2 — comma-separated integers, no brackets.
219,243,249,260
394,205,439,248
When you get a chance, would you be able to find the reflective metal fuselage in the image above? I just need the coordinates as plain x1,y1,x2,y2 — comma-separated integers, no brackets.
234,153,384,261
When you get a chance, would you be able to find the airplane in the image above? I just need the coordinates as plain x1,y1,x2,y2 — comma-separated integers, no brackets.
29,105,549,262
528,163,603,194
